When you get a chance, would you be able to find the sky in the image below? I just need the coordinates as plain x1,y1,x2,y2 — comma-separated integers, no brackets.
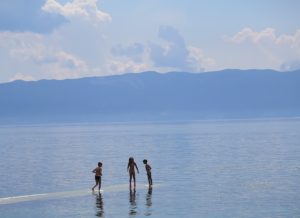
0,0,300,83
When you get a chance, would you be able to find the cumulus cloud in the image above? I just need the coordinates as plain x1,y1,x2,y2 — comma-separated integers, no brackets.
108,59,149,73
277,30,300,49
42,0,111,23
109,26,215,73
187,46,216,72
280,59,300,71
226,27,300,70
111,43,145,62
0,0,112,82
9,73,36,82
226,27,275,44
148,26,214,72
0,0,111,33
0,32,86,69
0,0,66,33
227,27,300,49
108,42,151,74
0,31,88,80
149,26,190,70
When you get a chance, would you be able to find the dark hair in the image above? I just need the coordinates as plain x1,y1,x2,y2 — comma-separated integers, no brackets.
98,162,102,167
143,159,147,164
128,157,134,164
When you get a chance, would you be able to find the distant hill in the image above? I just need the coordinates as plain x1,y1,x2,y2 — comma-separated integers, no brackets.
0,69,300,123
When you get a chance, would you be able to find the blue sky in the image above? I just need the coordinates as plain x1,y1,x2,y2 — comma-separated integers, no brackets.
0,0,299,83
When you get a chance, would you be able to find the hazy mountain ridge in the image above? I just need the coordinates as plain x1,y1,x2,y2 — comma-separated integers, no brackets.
1,69,300,123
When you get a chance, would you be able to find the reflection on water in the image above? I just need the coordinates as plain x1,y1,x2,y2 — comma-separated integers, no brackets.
94,192,104,217
145,187,153,216
1,119,300,217
129,189,137,217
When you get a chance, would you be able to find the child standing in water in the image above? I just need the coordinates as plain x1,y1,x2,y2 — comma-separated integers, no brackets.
92,162,102,191
143,159,153,187
127,157,139,189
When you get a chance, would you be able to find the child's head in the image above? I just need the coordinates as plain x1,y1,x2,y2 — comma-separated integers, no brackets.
98,162,102,167
143,159,147,164
129,157,134,163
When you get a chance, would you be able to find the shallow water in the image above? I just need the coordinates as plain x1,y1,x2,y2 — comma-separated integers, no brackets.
1,119,300,217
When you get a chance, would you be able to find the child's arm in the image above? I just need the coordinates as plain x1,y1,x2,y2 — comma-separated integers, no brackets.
135,163,139,173
92,168,96,173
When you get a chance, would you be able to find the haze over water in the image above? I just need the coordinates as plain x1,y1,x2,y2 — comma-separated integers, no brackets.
1,118,300,217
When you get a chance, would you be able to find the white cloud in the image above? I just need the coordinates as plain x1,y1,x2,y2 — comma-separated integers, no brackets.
42,0,111,23
0,0,113,82
187,46,216,72
149,26,190,70
0,0,111,81
108,42,152,74
0,31,88,80
276,29,300,49
148,26,215,72
225,27,300,70
0,31,86,70
109,26,216,73
108,59,149,73
227,27,300,49
111,43,145,63
280,59,300,71
0,31,43,48
9,73,36,82
227,27,276,44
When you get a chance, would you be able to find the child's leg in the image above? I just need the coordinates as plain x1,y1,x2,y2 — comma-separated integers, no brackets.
129,173,133,187
133,173,136,187
148,174,152,185
92,180,99,191
99,177,101,190
148,175,151,185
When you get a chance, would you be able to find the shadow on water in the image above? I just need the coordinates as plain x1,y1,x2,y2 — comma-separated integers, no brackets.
94,192,104,217
145,187,153,216
129,188,137,217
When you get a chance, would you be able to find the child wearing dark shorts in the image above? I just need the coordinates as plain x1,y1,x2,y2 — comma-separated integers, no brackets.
92,162,102,191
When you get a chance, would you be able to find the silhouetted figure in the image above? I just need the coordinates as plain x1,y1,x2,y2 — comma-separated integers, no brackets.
143,159,152,187
127,157,139,189
92,162,102,191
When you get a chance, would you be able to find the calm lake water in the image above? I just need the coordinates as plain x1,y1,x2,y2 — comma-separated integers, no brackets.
0,119,300,217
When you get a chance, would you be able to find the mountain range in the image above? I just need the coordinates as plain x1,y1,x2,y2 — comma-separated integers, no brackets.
0,69,300,123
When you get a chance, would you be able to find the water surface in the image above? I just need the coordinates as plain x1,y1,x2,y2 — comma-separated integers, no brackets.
1,119,300,217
